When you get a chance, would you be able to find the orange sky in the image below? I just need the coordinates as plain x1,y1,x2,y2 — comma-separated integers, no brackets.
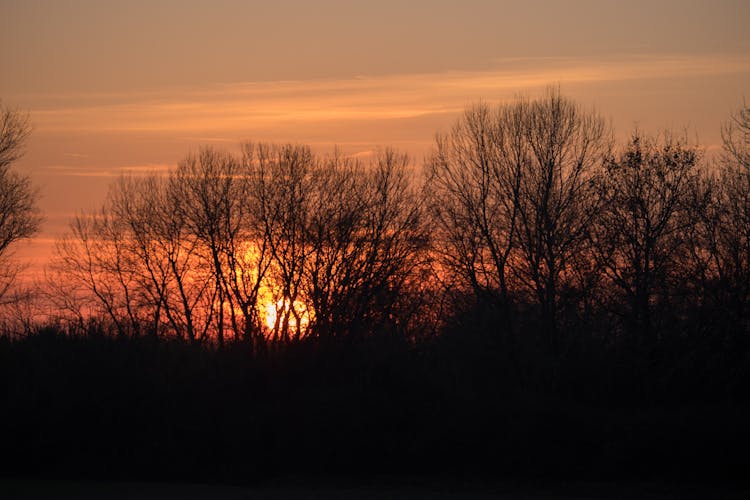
1,0,749,266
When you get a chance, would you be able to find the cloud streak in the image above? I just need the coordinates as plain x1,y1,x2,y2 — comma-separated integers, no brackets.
27,54,749,135
43,163,176,177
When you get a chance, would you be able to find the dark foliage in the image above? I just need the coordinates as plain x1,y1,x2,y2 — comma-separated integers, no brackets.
0,316,748,485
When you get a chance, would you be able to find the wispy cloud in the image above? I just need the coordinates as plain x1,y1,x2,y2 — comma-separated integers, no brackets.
43,163,175,177
28,54,749,135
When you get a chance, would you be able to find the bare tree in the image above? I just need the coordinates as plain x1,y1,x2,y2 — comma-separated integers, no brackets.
51,210,137,337
592,131,700,347
171,148,243,345
110,174,214,340
0,103,41,303
226,143,276,345
355,150,428,334
721,101,750,170
304,149,427,339
426,103,521,321
301,152,366,338
427,89,611,356
51,172,216,340
685,103,750,334
511,89,610,352
106,176,169,337
0,102,31,170
50,142,426,345
254,144,315,342
711,164,750,330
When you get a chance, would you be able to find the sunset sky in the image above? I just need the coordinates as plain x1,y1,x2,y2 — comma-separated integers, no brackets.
1,0,749,266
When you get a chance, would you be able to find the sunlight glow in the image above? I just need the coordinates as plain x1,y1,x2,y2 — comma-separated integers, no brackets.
264,298,312,335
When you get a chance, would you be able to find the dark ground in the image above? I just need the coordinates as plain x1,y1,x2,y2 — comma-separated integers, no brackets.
3,479,750,499
1,326,749,495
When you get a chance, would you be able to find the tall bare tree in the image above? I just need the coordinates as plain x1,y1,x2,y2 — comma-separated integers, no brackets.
722,101,750,170
0,102,31,170
426,103,521,319
592,131,700,346
52,173,214,340
0,103,41,302
51,142,426,345
52,209,140,337
511,89,610,351
302,152,368,338
228,143,276,345
427,89,611,355
685,103,750,335
305,149,427,339
255,144,315,342
171,148,243,345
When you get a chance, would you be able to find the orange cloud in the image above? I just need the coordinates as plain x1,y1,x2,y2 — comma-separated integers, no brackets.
27,54,749,135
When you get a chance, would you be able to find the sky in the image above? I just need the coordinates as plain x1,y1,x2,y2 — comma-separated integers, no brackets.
1,0,749,266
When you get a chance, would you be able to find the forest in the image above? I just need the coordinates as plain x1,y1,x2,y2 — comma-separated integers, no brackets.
1,88,749,485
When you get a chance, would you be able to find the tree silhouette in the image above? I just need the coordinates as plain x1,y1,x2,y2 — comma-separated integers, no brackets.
427,89,611,359
722,101,750,170
50,143,428,344
684,103,750,340
510,89,610,355
591,131,700,349
426,103,521,327
0,102,41,301
8,91,750,488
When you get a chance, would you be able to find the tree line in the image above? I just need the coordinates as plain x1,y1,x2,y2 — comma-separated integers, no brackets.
2,89,750,483
428,93,735,356
1,89,749,368
46,145,428,351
